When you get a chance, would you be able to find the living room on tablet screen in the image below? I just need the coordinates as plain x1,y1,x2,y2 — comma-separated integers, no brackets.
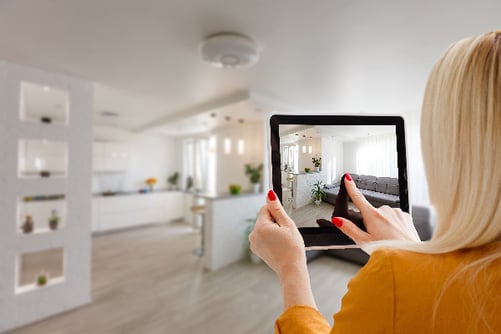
279,124,399,228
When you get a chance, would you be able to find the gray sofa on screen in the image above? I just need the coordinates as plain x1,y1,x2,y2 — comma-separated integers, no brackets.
324,173,400,208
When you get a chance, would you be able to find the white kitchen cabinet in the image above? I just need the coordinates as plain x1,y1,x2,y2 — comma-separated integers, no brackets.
92,191,184,232
92,142,130,172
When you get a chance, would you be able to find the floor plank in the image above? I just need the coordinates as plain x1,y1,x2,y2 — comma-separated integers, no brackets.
8,222,361,334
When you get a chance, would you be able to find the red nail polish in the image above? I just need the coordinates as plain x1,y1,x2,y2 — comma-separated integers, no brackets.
331,217,343,228
267,190,277,201
345,173,352,181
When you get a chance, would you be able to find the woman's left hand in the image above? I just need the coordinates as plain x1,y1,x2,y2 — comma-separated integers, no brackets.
249,190,306,279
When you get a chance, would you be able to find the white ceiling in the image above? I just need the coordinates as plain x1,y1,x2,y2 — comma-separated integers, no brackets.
280,125,395,144
0,0,499,135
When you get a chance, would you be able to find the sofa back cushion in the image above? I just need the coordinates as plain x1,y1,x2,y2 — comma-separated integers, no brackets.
358,175,376,190
387,180,400,195
375,181,388,193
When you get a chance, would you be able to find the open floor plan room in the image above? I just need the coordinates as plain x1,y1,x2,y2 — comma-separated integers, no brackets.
8,222,360,334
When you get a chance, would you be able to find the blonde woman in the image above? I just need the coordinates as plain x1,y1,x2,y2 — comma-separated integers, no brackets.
250,30,501,333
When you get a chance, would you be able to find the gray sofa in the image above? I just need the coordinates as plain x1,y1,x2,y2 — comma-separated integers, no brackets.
324,173,400,208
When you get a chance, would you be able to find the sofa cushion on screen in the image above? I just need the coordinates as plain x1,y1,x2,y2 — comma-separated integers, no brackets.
375,181,388,193
365,181,377,191
387,183,400,195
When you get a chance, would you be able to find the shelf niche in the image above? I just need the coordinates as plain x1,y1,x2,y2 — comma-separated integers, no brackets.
17,195,67,235
16,247,65,295
18,139,68,178
20,82,69,125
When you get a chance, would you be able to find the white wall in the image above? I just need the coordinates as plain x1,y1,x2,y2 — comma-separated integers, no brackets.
343,141,358,175
0,61,93,332
321,136,344,184
297,138,321,172
213,122,264,194
402,112,429,206
92,133,181,193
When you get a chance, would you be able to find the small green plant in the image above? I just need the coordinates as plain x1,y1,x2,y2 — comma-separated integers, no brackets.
229,184,242,195
312,157,321,167
311,180,326,204
36,273,48,286
167,172,179,189
304,167,311,173
245,164,263,184
49,209,60,230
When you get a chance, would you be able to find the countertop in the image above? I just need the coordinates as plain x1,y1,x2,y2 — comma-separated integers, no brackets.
196,191,265,200
92,188,183,198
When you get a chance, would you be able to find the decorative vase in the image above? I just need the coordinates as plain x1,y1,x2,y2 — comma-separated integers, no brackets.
252,183,260,193
315,166,320,172
21,216,34,234
148,184,154,192
315,199,322,206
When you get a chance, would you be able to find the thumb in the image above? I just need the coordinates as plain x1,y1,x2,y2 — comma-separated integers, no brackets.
266,190,292,227
331,216,372,245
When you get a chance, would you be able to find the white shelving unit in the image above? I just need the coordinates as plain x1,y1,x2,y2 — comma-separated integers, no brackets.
0,61,93,332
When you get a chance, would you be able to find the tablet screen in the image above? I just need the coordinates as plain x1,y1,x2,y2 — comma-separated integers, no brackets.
270,115,409,248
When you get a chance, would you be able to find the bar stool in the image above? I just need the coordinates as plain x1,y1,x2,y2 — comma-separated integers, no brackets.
190,205,205,256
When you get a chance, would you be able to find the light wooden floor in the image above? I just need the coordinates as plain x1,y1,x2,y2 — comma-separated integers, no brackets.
8,222,361,334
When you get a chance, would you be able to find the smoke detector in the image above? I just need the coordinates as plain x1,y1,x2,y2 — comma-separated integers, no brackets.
200,33,259,68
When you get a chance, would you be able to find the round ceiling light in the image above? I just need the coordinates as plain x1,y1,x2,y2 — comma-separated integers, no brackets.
200,33,259,68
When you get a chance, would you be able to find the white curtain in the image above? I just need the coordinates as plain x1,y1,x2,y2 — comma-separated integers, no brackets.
355,133,397,177
183,137,215,193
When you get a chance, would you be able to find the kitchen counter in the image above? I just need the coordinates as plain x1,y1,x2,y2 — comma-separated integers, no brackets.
92,190,184,232
196,190,264,200
200,191,265,271
92,188,181,198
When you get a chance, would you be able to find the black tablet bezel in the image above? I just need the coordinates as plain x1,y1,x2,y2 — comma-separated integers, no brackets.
270,114,409,247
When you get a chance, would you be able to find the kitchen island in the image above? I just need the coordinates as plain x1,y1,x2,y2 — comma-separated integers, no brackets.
291,170,326,209
197,191,265,271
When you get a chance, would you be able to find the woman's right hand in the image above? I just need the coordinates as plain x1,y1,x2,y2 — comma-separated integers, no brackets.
333,174,421,244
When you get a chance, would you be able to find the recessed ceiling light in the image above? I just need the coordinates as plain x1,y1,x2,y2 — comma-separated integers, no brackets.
43,86,50,92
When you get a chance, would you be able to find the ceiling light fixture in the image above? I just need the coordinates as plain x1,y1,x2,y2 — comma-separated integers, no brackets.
200,32,260,68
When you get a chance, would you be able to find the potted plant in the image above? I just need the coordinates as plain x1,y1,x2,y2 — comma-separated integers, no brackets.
304,167,311,173
167,172,179,190
312,156,321,172
245,163,263,193
311,180,326,205
21,215,34,234
36,272,48,287
48,209,60,230
229,184,242,195
145,177,157,192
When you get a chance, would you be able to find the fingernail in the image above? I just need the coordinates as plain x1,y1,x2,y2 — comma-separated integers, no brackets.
267,190,277,201
345,173,352,181
331,217,343,228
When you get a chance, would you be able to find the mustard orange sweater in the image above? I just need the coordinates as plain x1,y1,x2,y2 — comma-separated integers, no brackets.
275,243,501,333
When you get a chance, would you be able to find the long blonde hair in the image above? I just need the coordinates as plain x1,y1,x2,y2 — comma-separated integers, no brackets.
420,30,501,252
378,30,501,332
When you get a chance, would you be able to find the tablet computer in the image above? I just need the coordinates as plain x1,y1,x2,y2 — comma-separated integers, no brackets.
269,115,409,249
